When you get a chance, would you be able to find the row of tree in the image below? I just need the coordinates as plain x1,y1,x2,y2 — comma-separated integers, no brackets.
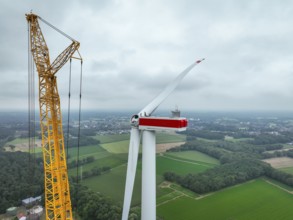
262,149,293,159
169,139,284,161
164,159,271,194
70,184,125,220
165,130,293,194
64,135,100,148
248,134,293,145
71,166,111,181
67,156,95,169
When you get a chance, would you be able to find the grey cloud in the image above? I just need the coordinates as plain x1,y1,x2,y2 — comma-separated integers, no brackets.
1,0,293,111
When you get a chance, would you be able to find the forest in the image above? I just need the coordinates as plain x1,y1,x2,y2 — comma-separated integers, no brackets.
0,151,124,219
0,151,43,213
165,129,293,194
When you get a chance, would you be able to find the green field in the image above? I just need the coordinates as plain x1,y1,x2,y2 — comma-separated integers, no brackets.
156,132,186,144
80,149,214,206
68,153,127,176
157,179,293,220
101,140,131,153
164,151,220,165
94,134,130,144
225,136,254,142
99,132,186,154
82,163,142,206
279,167,293,175
67,145,107,161
6,137,31,145
94,132,185,144
156,156,213,176
283,144,293,149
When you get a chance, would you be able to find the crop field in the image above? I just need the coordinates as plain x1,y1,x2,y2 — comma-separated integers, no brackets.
279,167,293,175
157,179,293,220
224,136,254,142
156,156,213,176
68,153,127,176
156,132,186,144
80,148,215,206
82,163,142,206
164,150,220,165
94,134,130,144
6,137,31,145
100,132,186,154
101,140,131,153
67,145,108,161
94,132,185,144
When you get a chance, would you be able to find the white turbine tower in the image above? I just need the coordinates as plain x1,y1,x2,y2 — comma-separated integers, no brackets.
122,59,204,220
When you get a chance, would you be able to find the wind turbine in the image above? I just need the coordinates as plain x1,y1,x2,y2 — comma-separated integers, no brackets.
122,59,204,220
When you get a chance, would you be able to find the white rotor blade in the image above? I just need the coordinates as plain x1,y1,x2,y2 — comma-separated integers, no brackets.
139,59,204,116
122,127,141,220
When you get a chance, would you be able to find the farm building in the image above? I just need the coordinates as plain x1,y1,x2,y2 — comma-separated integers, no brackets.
22,196,41,208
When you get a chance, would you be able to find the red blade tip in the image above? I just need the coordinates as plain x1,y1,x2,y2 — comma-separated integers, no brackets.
196,58,205,63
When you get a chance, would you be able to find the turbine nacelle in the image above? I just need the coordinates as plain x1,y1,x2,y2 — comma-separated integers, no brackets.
131,114,188,131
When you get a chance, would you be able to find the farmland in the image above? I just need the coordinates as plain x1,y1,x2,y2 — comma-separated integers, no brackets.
157,179,293,220
66,132,214,207
53,131,293,220
3,111,293,219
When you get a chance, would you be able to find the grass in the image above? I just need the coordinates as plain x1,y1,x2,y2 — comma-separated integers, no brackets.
6,137,31,145
80,150,213,206
156,156,212,176
262,176,293,191
101,140,131,153
196,137,219,142
283,144,293,149
93,134,130,144
279,167,293,175
99,132,186,154
156,132,186,144
68,153,127,176
169,183,199,198
157,178,293,220
225,136,254,142
67,145,106,161
164,150,220,165
82,163,142,206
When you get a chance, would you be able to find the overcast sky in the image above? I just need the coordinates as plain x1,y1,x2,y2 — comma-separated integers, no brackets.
1,0,293,113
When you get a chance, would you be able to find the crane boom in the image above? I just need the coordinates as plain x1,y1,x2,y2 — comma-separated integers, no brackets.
26,13,80,220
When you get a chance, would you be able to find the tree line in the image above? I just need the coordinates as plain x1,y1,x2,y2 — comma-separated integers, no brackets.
165,129,293,194
0,151,43,213
70,166,111,181
70,184,141,220
164,159,271,194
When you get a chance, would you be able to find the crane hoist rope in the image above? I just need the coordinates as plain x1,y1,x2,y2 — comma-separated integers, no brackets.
27,19,36,197
26,12,82,220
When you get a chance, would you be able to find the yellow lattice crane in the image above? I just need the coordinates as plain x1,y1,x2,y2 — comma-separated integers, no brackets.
26,13,81,220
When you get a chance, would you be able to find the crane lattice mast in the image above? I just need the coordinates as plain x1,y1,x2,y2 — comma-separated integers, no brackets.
26,13,81,220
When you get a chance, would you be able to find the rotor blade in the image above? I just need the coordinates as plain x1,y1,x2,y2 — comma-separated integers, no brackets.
122,127,141,220
139,59,205,116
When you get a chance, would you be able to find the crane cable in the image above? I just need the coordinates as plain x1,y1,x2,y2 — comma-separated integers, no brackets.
66,59,72,159
38,16,77,42
65,58,83,217
76,60,83,184
27,20,36,198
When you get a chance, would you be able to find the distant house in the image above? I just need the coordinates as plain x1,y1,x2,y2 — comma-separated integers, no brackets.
22,196,41,208
27,205,44,220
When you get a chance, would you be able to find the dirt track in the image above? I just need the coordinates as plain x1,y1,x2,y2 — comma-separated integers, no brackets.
156,142,185,153
4,140,42,152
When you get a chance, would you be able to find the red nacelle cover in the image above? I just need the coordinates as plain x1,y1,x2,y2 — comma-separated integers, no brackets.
138,117,188,131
